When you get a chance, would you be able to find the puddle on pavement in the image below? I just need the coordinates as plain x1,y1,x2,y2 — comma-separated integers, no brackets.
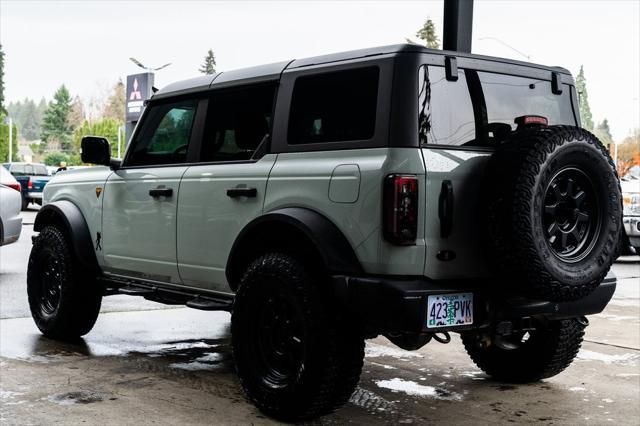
0,309,232,371
48,390,106,405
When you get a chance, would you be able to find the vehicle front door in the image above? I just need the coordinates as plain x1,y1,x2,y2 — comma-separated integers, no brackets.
177,84,277,293
101,98,203,284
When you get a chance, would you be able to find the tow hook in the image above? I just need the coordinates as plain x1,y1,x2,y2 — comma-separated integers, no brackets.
432,331,451,344
576,316,589,327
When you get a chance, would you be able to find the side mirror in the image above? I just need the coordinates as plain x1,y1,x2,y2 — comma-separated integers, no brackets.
81,136,112,167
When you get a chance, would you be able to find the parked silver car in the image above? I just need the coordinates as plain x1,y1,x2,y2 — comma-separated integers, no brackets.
0,167,23,245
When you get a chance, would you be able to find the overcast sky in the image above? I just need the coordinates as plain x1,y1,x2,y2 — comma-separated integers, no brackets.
1,0,639,141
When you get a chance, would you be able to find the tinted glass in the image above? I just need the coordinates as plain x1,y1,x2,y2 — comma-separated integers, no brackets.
419,65,475,146
127,99,198,166
10,164,25,175
201,85,275,162
33,165,48,176
480,72,576,140
288,67,379,144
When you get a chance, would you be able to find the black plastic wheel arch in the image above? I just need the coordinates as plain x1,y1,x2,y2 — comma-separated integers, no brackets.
226,207,362,289
33,200,99,271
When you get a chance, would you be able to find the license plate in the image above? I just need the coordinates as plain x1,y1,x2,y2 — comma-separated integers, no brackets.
426,293,473,328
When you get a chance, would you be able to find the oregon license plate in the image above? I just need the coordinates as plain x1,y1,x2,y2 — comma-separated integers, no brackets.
426,293,473,328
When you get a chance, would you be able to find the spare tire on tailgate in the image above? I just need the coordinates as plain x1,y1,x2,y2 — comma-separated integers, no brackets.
485,125,622,302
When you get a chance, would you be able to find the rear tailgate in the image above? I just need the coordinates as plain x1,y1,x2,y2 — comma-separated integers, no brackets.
421,148,492,280
30,176,51,193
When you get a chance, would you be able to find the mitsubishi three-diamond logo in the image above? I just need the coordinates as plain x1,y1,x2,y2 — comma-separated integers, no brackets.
129,78,142,101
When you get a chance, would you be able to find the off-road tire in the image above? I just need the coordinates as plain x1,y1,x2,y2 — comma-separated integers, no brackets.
462,318,585,382
485,125,622,302
231,253,364,421
27,225,102,339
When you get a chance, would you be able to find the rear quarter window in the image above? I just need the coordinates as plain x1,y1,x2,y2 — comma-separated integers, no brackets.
288,67,379,144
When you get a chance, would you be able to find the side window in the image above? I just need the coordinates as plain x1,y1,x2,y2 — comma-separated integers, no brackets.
11,164,25,175
479,72,576,135
288,67,379,144
201,85,275,162
33,165,48,176
419,65,476,146
127,99,198,167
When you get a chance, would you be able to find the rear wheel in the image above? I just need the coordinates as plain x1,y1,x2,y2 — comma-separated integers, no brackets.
461,318,585,383
231,253,364,421
27,225,102,340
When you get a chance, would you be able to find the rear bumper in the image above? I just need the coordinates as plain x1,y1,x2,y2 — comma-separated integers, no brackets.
332,273,616,334
0,216,22,246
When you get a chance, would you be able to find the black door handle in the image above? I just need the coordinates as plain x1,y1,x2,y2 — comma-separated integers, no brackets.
149,187,173,198
438,180,454,238
226,187,257,198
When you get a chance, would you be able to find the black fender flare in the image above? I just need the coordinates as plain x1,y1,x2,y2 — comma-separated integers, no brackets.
34,200,99,271
226,207,362,288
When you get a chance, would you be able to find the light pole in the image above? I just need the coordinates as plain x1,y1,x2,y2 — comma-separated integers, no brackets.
2,116,12,163
478,37,531,61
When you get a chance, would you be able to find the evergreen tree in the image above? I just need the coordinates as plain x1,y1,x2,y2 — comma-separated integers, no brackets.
41,85,73,151
20,99,40,141
0,44,6,114
104,79,125,121
575,66,594,131
199,49,217,75
594,118,613,147
72,117,121,157
0,112,18,162
416,19,440,49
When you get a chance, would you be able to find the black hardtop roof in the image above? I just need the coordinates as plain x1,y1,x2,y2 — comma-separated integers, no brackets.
154,43,572,99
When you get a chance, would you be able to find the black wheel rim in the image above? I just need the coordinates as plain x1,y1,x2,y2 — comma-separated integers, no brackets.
255,295,306,388
38,250,63,316
543,167,601,262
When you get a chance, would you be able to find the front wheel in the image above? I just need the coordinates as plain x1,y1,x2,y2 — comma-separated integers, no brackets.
461,318,586,383
27,225,103,340
231,253,364,421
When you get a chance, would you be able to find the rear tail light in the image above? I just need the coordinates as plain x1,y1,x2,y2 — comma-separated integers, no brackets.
383,174,419,245
7,183,21,192
27,178,33,189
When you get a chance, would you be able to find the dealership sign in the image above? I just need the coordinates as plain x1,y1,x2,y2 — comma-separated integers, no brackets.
126,73,154,122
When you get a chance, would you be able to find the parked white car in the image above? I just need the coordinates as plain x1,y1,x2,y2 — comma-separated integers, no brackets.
621,177,640,254
0,167,23,245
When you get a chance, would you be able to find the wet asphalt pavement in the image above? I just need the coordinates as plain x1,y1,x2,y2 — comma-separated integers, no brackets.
1,207,639,425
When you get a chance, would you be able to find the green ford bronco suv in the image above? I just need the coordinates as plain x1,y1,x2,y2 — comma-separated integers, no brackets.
28,44,622,421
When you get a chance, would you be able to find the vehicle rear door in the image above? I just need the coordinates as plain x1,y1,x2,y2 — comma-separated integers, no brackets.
419,64,492,280
29,164,50,198
101,97,204,284
176,84,277,293
419,63,577,280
